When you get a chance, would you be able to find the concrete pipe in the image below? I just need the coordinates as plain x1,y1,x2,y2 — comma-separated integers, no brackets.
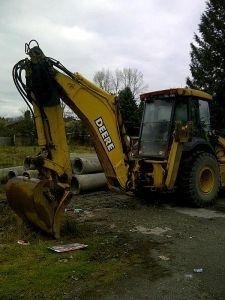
70,152,97,161
71,173,107,194
22,170,39,179
73,156,102,174
0,166,24,184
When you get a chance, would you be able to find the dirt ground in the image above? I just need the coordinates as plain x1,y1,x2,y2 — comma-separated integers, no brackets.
67,189,225,300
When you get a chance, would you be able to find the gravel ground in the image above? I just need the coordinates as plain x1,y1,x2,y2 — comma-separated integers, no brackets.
68,190,225,300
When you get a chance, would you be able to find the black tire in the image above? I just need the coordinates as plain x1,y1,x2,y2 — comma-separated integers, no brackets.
179,152,220,207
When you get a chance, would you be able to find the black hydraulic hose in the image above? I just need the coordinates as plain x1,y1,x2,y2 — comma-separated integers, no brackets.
12,59,35,118
46,57,74,79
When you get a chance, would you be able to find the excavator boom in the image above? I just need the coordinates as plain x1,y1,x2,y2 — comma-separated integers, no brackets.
6,41,132,238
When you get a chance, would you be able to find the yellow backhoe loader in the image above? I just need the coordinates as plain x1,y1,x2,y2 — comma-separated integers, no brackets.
6,40,225,238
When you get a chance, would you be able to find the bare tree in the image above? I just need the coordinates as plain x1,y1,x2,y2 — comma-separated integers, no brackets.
93,67,147,99
93,69,113,93
120,68,145,98
111,69,122,95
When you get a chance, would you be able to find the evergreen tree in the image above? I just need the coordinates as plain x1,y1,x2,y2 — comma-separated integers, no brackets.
0,117,13,136
187,0,225,128
118,87,140,136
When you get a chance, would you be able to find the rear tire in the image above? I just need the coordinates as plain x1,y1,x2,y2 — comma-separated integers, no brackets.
179,152,220,207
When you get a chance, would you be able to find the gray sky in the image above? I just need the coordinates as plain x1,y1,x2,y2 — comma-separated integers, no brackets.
0,0,206,117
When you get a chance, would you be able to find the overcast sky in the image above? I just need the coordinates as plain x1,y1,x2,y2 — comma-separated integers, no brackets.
0,0,207,117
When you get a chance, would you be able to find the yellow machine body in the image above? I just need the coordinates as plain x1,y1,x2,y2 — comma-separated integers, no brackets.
7,42,131,237
7,41,225,237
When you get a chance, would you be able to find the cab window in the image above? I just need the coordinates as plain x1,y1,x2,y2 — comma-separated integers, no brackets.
174,101,188,122
199,100,211,132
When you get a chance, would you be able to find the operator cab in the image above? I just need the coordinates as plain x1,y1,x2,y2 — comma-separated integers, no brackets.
138,88,212,159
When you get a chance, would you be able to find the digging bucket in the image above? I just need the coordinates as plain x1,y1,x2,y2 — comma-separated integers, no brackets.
6,176,73,238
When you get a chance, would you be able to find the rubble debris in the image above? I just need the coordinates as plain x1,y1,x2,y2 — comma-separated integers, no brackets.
193,268,203,273
17,240,30,245
48,243,88,253
158,255,170,261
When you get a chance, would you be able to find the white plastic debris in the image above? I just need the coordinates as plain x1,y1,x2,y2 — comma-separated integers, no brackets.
193,268,203,273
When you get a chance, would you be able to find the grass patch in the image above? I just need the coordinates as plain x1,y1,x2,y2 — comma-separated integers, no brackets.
0,204,166,299
0,146,40,168
0,145,95,168
0,146,168,298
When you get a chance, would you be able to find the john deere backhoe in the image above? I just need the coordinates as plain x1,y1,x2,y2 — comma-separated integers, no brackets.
6,40,225,238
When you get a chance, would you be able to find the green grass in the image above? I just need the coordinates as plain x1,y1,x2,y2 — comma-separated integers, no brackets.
0,146,39,168
0,204,149,299
0,145,95,168
0,145,135,298
0,145,166,298
0,239,127,299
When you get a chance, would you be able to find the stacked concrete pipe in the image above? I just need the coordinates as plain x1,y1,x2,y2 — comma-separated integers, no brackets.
22,170,39,179
72,155,102,174
0,153,107,194
22,152,107,194
0,166,24,184
70,153,107,194
71,173,107,194
23,152,107,194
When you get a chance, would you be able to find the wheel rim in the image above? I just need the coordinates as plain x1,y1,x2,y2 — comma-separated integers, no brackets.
199,167,214,194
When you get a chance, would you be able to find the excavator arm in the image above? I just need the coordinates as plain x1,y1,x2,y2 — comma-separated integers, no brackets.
6,41,133,238
54,70,131,189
